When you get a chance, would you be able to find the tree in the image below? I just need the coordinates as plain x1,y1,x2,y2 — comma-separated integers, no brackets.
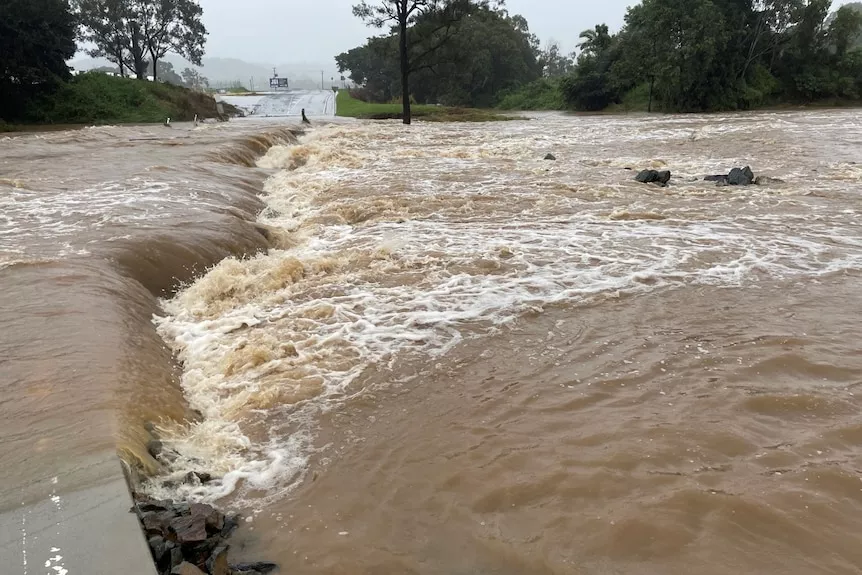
578,24,613,57
352,0,481,124
0,0,76,120
75,0,148,79
539,41,574,77
148,60,183,84
133,0,207,82
76,0,132,77
77,0,207,82
181,67,209,90
337,6,540,108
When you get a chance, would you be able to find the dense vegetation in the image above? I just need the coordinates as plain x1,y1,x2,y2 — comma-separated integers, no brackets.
0,0,210,126
339,0,862,114
0,0,78,122
23,72,228,125
335,88,511,121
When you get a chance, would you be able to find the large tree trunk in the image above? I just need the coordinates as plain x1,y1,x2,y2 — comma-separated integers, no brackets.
150,51,159,82
399,16,411,125
648,75,654,113
131,22,146,80
116,42,126,77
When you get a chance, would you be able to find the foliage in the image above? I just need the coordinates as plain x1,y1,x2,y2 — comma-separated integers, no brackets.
497,79,564,110
0,0,77,122
335,89,513,121
558,0,862,112
351,0,491,123
339,6,541,110
181,67,209,90
21,72,225,124
75,0,207,81
538,42,575,77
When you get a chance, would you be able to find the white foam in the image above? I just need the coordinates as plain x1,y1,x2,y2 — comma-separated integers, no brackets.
149,114,862,507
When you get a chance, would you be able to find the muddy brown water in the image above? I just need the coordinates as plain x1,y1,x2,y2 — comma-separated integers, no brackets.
3,112,862,574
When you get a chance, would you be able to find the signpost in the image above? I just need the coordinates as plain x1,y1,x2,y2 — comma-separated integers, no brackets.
269,68,289,91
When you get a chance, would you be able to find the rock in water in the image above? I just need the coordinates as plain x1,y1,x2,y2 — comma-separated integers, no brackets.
544,153,556,160
171,562,206,575
635,169,655,183
190,502,224,534
169,515,208,544
754,176,784,185
727,166,754,185
703,175,728,183
231,562,280,574
207,546,231,575
635,169,672,185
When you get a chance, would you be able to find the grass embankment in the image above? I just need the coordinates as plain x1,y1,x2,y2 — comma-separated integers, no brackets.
12,72,235,127
336,90,513,122
496,79,565,111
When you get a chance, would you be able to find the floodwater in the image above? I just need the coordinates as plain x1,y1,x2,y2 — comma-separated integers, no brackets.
3,111,862,574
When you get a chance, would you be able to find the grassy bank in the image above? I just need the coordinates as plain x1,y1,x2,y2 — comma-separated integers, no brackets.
11,72,233,127
336,90,513,122
497,79,565,111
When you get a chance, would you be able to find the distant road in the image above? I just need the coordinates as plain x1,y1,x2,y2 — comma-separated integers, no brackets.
219,90,336,118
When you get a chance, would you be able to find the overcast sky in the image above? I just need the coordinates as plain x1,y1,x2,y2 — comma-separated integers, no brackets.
200,0,630,64
200,0,857,65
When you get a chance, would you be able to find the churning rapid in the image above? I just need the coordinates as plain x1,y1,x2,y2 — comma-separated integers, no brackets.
4,111,862,574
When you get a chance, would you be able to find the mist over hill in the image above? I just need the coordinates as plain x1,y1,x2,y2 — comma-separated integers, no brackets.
70,54,344,91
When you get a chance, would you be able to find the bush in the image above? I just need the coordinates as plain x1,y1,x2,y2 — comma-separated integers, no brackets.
496,79,564,110
560,72,616,111
22,72,223,124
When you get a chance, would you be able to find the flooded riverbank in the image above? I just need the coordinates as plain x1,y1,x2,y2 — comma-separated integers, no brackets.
3,111,862,573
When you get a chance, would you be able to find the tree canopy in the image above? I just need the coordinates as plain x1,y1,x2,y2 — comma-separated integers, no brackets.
0,0,77,121
339,5,542,109
559,0,862,112
339,0,862,114
76,0,207,81
351,0,494,123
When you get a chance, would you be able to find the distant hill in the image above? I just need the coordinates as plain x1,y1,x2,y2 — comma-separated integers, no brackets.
70,55,344,91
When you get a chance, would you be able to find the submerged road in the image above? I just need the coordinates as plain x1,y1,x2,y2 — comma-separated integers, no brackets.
219,90,336,118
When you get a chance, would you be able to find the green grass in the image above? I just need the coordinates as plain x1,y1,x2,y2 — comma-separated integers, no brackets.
335,90,513,122
21,72,231,126
496,79,565,111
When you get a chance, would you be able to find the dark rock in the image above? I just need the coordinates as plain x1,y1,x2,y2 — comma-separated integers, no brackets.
230,562,279,574
543,153,556,161
170,515,208,544
149,535,170,565
754,176,784,185
147,439,164,459
727,166,754,186
182,537,220,569
635,169,655,183
635,169,672,185
703,175,727,182
171,562,206,575
190,502,225,534
183,471,214,485
221,514,240,538
206,546,231,575
170,546,184,569
141,510,176,536
133,498,172,515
